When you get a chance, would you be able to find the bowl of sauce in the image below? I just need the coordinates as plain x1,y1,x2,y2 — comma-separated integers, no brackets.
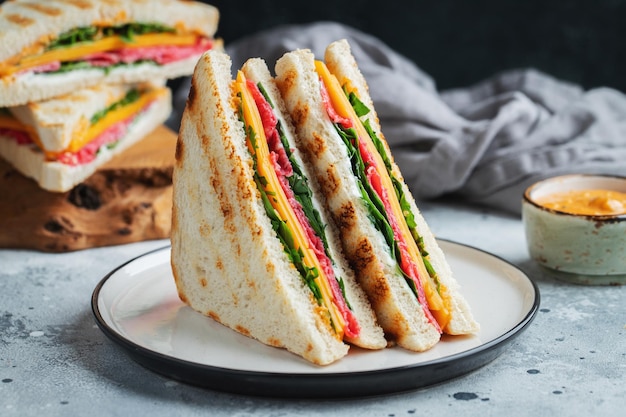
522,174,626,285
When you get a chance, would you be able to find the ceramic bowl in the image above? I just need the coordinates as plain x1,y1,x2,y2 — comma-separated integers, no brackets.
522,174,626,285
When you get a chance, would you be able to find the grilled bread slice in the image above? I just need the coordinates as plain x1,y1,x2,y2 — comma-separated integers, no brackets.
171,50,386,365
241,57,386,351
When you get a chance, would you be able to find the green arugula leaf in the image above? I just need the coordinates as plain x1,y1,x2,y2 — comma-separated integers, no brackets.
244,109,326,306
46,26,99,50
347,90,444,292
335,123,398,262
47,23,176,51
346,89,370,117
257,82,334,260
90,89,140,125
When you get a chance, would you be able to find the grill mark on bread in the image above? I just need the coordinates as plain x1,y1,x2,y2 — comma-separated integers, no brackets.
304,132,327,160
174,137,183,162
207,311,220,321
199,277,207,287
351,236,377,274
322,163,340,197
289,102,309,128
207,155,235,233
187,78,197,110
236,325,250,336
335,201,357,231
6,14,34,26
277,70,312,133
267,338,281,347
21,3,62,16
276,68,296,102
220,174,238,236
263,250,275,276
55,0,93,9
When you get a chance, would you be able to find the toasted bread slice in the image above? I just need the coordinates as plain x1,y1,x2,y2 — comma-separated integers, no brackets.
241,57,386,350
170,50,350,365
324,40,480,336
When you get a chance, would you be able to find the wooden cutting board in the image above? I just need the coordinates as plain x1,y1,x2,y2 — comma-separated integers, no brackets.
0,125,177,252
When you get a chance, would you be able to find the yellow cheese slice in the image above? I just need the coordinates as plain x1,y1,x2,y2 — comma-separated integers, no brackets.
0,33,200,77
315,61,451,329
236,71,346,339
65,87,166,154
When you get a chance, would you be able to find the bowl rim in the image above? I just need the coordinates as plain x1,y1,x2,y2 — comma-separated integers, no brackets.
522,174,626,220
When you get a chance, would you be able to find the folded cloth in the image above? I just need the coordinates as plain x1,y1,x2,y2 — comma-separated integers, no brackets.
173,21,626,214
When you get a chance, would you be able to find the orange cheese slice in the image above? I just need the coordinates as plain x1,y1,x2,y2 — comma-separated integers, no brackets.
315,61,452,329
0,33,199,77
236,71,346,339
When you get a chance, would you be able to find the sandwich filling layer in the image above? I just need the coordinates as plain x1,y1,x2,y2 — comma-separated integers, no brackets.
235,72,360,340
0,86,168,166
315,61,452,333
0,23,214,78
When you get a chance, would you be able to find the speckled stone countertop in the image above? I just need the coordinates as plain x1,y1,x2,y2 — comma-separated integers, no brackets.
1,199,624,416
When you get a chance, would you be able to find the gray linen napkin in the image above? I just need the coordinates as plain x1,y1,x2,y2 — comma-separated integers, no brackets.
173,21,626,215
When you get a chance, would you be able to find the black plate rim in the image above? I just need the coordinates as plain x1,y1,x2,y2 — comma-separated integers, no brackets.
91,240,540,398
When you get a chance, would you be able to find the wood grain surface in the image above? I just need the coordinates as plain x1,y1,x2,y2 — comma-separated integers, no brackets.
0,125,177,252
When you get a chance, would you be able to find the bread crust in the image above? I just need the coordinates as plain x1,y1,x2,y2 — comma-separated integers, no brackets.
170,50,349,365
0,86,172,192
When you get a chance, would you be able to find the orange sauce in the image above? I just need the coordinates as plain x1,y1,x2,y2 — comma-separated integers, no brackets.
536,189,626,216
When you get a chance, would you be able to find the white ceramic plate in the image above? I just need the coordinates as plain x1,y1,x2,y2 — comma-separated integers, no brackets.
92,240,539,397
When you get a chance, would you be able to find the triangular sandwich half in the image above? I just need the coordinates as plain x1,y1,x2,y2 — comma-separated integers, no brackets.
170,49,385,366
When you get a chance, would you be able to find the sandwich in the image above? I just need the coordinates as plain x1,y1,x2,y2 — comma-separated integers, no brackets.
0,0,219,107
0,82,172,192
274,39,479,352
170,49,387,366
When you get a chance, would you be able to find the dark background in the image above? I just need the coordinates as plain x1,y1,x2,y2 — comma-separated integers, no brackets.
209,0,626,92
